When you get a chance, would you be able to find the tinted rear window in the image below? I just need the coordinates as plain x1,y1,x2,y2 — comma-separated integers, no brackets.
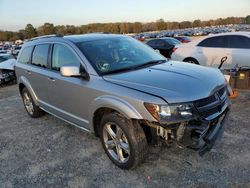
225,35,250,49
164,38,181,45
198,36,225,48
31,44,49,68
18,46,33,64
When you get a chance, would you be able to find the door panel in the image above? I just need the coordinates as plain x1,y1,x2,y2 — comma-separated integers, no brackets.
47,43,90,128
196,36,227,67
46,72,90,128
28,44,50,105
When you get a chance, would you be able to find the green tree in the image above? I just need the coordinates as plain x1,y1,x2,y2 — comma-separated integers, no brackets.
179,21,192,29
156,19,166,30
193,20,201,27
246,15,250,24
24,24,37,39
37,23,55,35
132,22,142,33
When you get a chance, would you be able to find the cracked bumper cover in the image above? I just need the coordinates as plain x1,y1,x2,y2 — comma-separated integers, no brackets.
177,107,230,156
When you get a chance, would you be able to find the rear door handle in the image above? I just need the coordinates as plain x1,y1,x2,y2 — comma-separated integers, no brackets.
48,77,55,82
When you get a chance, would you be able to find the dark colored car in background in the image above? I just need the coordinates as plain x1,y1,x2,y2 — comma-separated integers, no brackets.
174,36,192,43
146,37,181,58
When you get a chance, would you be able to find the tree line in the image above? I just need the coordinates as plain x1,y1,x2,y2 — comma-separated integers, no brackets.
0,15,250,41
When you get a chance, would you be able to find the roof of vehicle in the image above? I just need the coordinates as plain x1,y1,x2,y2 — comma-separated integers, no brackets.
64,34,127,43
207,31,250,37
23,34,129,47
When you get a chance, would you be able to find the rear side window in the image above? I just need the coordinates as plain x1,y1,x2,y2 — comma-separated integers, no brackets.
51,44,80,71
18,46,33,64
147,40,157,47
197,36,225,48
156,40,165,47
31,44,49,68
225,35,250,49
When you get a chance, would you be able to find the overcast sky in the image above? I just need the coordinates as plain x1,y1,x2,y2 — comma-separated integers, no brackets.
0,0,249,31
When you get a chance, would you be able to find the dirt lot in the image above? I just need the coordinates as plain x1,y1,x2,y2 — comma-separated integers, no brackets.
0,85,250,188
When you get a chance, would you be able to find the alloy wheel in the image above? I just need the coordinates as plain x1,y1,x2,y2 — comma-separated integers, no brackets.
103,122,130,163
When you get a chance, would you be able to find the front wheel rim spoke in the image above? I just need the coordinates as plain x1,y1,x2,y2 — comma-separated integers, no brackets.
116,145,124,162
120,142,129,154
105,126,116,140
116,126,123,139
105,140,116,149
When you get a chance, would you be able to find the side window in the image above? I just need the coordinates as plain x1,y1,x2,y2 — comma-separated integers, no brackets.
156,40,165,47
52,44,80,71
226,35,250,49
147,40,157,47
31,44,49,68
18,46,33,64
197,36,225,48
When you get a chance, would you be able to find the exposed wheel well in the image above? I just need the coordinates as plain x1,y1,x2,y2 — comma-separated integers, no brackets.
93,107,116,136
183,57,199,64
92,108,152,142
19,83,26,93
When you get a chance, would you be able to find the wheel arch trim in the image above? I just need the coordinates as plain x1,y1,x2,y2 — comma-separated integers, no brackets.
90,95,143,131
18,76,39,106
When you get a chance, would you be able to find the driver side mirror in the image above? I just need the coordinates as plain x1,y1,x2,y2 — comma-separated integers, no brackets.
60,65,89,80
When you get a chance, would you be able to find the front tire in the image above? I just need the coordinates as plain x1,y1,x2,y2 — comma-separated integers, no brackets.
21,88,45,118
100,112,148,169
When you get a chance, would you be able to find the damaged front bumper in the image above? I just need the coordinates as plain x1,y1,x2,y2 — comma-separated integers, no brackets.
152,106,230,155
177,107,230,156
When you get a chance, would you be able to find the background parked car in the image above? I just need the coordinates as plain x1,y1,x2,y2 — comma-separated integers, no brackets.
12,45,22,56
171,32,250,69
0,54,16,84
174,36,192,43
0,47,7,54
146,37,181,58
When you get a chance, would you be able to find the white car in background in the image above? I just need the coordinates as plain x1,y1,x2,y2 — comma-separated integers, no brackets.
0,54,16,84
171,32,250,70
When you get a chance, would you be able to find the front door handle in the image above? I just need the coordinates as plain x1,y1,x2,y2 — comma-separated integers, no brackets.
48,77,55,82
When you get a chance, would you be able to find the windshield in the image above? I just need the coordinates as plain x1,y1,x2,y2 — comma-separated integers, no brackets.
76,36,166,75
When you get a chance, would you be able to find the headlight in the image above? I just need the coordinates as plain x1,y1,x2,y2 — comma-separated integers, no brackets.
144,103,197,123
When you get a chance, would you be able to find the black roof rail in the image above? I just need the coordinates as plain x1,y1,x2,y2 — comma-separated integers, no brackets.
28,34,63,41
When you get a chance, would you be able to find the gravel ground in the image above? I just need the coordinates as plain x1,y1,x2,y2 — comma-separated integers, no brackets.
0,85,250,188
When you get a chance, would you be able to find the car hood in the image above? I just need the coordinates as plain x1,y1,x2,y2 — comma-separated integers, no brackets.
0,59,16,71
103,61,226,103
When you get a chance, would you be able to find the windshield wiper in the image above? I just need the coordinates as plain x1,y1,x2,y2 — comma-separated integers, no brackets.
103,59,167,76
102,67,136,75
133,59,167,69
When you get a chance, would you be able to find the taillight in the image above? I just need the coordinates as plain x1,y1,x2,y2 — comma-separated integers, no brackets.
172,47,178,52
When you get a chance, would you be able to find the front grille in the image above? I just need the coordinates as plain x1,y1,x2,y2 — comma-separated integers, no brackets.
194,86,228,121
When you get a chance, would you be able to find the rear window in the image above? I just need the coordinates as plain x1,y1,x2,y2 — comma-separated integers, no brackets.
164,38,181,45
31,44,49,68
18,46,33,64
225,35,250,49
197,36,225,48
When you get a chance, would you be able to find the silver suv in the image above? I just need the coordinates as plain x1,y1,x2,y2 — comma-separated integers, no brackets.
16,34,231,169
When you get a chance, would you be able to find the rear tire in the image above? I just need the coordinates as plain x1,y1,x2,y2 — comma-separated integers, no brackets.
21,88,45,118
183,57,199,65
100,112,148,169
